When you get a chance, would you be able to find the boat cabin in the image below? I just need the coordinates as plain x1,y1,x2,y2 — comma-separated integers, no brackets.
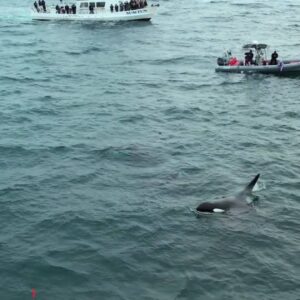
77,0,106,13
243,43,268,65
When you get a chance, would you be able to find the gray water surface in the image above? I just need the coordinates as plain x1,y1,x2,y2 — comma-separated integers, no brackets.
0,0,300,299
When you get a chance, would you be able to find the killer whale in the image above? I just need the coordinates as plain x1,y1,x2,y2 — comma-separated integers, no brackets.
196,174,260,213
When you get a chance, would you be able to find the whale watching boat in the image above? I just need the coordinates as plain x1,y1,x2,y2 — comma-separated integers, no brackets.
31,0,159,21
215,42,300,75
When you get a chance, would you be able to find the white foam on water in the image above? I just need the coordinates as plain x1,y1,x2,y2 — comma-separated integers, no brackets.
253,180,266,192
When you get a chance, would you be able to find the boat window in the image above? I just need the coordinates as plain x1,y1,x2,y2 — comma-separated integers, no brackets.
96,2,105,7
89,2,96,7
80,2,89,7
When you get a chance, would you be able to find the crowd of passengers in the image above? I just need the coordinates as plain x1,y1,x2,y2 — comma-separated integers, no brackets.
33,0,47,12
34,0,148,14
110,0,148,12
55,3,76,14
223,50,279,66
243,49,278,65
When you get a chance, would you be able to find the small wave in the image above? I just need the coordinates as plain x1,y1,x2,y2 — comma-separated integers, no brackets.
0,145,31,156
91,145,164,167
0,30,32,37
3,41,37,47
218,80,245,86
0,75,37,83
134,55,198,65
82,46,104,54
163,106,203,120
29,107,59,116
0,89,22,96
287,4,300,7
63,50,82,56
178,82,214,91
0,144,75,160
283,111,299,119
276,124,298,132
141,82,161,89
230,2,270,8
38,95,56,101
159,11,173,16
0,186,26,196
119,114,145,124
180,166,203,176
210,0,226,3
69,172,98,184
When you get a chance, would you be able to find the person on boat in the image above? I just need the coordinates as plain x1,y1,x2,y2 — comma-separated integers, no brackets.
115,4,119,12
244,49,254,65
270,51,278,65
33,1,40,12
219,50,232,65
41,0,46,12
225,50,232,62
120,2,124,11
124,1,129,10
89,3,94,13
55,4,60,13
65,4,70,14
130,0,135,10
110,4,114,12
38,0,42,11
71,4,76,14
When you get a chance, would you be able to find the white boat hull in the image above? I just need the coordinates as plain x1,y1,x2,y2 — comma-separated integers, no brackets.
31,6,157,22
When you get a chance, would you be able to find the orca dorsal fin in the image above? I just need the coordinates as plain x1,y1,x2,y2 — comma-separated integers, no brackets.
242,174,260,194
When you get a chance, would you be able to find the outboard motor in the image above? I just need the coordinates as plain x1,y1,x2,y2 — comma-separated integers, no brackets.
217,57,227,66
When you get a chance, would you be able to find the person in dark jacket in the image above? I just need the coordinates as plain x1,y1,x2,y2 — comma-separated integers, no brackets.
115,4,119,12
124,1,129,10
270,51,278,65
244,49,254,65
89,3,94,13
110,4,114,12
71,4,76,14
55,4,60,13
40,0,46,12
34,1,40,12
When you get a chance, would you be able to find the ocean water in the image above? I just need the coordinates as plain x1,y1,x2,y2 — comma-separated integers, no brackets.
0,0,300,299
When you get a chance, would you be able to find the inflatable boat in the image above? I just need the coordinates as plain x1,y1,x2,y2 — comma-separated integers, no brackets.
215,43,300,75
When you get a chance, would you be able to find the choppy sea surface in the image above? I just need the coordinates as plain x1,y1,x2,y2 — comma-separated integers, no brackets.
1,0,300,299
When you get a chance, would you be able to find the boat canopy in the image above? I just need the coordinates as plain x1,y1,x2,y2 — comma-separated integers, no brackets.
243,43,268,50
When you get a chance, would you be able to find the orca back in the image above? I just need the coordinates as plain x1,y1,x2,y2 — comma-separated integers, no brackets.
196,199,233,213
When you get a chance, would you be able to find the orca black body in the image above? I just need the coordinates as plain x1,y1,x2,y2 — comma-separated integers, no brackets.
196,174,260,213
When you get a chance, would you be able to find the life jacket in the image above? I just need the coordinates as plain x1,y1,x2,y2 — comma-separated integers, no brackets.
228,57,239,66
